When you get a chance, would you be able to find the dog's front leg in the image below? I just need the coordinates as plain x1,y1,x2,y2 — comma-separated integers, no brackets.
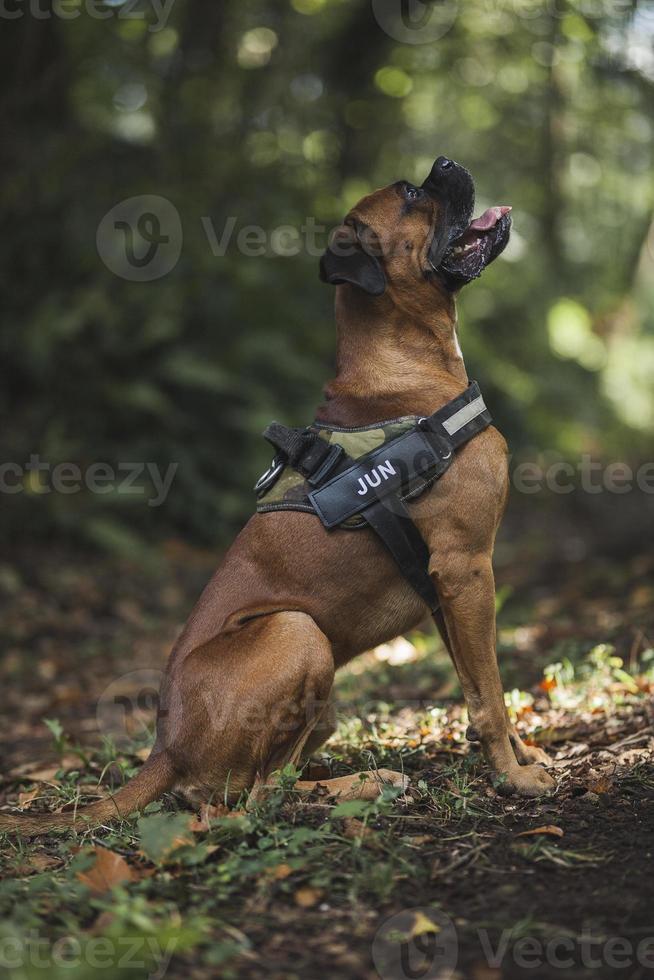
433,552,556,797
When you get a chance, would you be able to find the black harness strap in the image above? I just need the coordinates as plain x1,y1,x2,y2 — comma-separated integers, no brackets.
363,497,439,612
256,382,492,614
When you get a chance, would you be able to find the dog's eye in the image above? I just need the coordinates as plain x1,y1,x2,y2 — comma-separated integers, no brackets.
405,184,422,202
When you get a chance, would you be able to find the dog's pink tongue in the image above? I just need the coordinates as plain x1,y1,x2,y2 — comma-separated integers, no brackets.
468,206,511,231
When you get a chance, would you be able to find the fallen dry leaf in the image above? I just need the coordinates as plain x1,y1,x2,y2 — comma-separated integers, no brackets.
14,852,62,876
409,910,442,937
15,767,61,784
267,863,293,880
516,825,564,839
472,964,503,980
77,846,137,894
342,817,377,842
586,774,613,794
8,755,80,782
404,834,433,846
17,787,41,809
188,803,231,832
294,886,324,908
516,705,535,720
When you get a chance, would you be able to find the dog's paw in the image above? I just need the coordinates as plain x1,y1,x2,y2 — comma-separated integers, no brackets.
509,733,553,768
296,769,409,802
497,764,556,798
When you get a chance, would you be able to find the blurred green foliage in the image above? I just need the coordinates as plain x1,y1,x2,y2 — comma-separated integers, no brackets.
0,0,652,552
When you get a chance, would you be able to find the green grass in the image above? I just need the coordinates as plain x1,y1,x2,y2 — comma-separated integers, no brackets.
1,631,652,978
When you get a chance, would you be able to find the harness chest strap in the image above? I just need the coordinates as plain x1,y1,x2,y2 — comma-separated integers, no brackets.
255,382,492,614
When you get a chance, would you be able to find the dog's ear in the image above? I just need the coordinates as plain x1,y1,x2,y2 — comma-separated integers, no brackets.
319,227,386,296
426,220,451,273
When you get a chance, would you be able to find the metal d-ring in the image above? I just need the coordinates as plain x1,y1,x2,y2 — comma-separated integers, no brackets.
417,418,452,461
254,456,285,495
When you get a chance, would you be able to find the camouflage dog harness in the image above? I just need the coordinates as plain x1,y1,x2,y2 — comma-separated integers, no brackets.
255,382,492,613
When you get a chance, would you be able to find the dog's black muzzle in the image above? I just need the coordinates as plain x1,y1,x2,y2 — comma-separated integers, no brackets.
422,156,476,244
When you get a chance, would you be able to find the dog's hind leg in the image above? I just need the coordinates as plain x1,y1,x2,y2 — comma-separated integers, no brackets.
300,699,337,759
159,611,335,805
160,611,409,808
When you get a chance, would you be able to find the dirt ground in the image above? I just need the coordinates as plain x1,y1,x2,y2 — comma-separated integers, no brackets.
0,539,653,980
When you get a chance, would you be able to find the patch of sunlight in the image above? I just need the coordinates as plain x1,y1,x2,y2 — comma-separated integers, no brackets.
237,28,278,69
459,94,500,130
111,111,156,145
149,27,179,58
303,129,339,164
542,644,647,712
497,64,530,93
561,12,594,43
547,298,607,370
602,334,654,432
487,361,538,404
118,18,147,41
505,688,535,714
403,89,440,131
374,637,419,666
568,152,602,188
500,226,527,262
113,83,147,113
374,67,413,99
291,0,327,13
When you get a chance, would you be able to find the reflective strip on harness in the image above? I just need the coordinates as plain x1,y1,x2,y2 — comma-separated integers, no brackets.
442,394,487,436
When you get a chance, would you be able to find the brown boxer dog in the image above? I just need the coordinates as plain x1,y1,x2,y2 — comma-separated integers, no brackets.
0,156,555,836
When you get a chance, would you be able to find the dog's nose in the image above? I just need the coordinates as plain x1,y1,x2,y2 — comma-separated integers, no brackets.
422,156,474,199
422,156,476,234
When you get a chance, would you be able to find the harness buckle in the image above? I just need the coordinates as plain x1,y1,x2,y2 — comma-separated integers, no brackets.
254,456,285,497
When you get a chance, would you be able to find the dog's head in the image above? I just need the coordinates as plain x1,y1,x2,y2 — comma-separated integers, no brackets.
320,156,511,298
